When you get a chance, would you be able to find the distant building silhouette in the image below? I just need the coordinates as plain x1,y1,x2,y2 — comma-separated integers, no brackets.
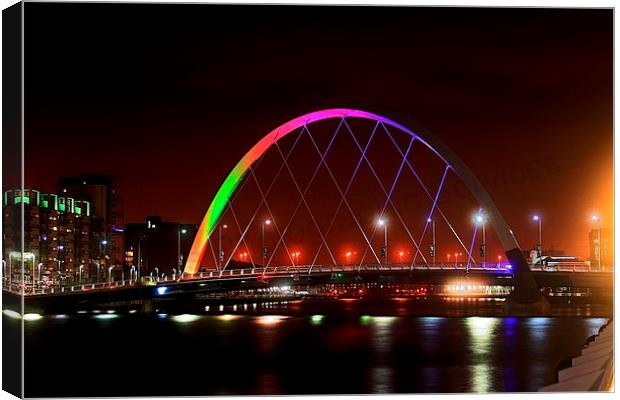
124,216,197,280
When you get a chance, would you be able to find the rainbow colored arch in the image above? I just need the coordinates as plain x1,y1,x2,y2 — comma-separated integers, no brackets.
183,108,520,276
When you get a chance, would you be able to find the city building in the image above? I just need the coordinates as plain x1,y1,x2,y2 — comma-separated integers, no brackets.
525,248,566,265
57,174,124,266
589,228,613,271
2,189,96,284
124,216,197,280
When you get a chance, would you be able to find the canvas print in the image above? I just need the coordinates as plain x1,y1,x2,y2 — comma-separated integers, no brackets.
1,2,614,397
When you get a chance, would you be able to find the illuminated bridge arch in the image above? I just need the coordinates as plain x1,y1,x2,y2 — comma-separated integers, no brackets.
184,108,540,303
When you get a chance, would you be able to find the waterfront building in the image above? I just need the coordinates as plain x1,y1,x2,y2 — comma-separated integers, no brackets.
588,228,613,271
2,189,95,283
57,174,125,267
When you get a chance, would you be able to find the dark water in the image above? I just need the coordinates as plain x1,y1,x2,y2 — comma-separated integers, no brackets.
12,302,609,397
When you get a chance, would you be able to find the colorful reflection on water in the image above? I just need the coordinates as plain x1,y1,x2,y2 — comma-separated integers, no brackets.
14,307,609,397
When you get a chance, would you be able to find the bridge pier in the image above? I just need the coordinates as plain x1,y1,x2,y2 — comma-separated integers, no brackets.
504,248,551,314
140,298,154,314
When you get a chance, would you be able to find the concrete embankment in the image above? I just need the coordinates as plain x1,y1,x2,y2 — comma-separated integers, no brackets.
539,320,614,391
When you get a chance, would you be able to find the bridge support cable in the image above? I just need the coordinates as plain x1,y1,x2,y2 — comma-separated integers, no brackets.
248,166,297,267
221,202,258,271
412,165,450,266
206,234,219,270
304,118,383,265
341,119,429,267
369,136,415,266
357,132,416,267
273,132,339,266
221,128,307,270
262,120,345,267
309,121,381,267
380,122,476,267
226,126,306,207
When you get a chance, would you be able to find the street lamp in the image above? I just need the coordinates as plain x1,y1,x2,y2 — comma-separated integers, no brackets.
293,251,301,265
57,245,65,275
473,212,486,268
99,239,108,281
218,224,228,270
532,215,542,265
37,263,43,288
261,219,272,267
592,215,602,271
377,218,388,266
78,264,84,284
428,217,436,266
497,255,502,269
95,261,101,285
177,227,188,271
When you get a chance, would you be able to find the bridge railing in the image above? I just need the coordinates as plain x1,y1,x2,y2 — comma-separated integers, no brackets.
184,263,515,281
3,262,602,296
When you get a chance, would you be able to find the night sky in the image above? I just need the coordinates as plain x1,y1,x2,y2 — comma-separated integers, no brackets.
22,4,612,261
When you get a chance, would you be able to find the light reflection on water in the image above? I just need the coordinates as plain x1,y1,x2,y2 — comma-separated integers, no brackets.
18,310,610,396
466,317,499,392
369,316,397,393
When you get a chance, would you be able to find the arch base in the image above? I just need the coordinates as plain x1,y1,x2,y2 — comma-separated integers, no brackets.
504,247,551,314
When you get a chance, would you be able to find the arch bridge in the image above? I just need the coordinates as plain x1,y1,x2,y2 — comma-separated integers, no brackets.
182,109,543,304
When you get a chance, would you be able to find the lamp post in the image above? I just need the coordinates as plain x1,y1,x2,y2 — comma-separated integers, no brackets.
37,263,43,288
57,245,65,274
95,261,101,284
377,218,388,266
99,239,108,260
592,215,602,271
428,218,436,266
130,265,136,283
78,264,84,284
474,212,486,268
497,255,502,269
177,227,187,271
532,215,542,266
218,224,227,270
261,219,271,267
98,239,107,282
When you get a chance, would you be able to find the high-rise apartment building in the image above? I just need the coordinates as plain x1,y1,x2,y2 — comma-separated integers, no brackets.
57,174,124,266
2,189,95,284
